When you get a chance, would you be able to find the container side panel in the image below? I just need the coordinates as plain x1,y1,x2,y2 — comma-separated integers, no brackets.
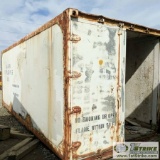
2,44,24,111
2,25,64,156
70,18,126,158
24,28,51,136
50,24,64,146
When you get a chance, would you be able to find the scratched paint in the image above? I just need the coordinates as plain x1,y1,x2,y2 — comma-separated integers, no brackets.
70,18,126,157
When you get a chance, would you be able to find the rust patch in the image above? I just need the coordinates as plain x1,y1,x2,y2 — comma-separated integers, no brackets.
73,147,113,160
99,59,103,66
71,141,81,159
89,136,92,142
63,9,72,160
70,106,81,114
115,30,122,142
25,114,33,125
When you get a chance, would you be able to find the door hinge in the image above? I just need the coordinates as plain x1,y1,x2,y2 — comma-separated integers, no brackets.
70,106,81,114
70,34,81,43
98,17,105,24
68,71,81,79
118,23,124,35
69,9,79,18
71,142,81,151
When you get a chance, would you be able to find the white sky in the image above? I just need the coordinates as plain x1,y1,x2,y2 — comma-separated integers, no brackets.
0,0,160,52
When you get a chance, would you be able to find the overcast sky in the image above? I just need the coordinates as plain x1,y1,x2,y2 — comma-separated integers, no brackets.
0,0,160,52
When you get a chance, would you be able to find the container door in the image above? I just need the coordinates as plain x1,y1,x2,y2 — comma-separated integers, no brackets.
70,18,126,159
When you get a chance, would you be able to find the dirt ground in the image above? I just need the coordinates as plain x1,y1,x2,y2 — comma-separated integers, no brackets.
0,90,60,160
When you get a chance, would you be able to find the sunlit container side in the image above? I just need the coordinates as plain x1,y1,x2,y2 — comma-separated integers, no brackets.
2,10,70,159
69,17,126,159
2,8,160,160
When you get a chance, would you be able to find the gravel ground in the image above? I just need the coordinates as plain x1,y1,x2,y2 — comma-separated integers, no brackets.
0,90,60,160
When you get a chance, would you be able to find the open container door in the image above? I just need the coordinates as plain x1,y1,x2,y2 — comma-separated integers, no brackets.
125,31,160,140
69,16,126,159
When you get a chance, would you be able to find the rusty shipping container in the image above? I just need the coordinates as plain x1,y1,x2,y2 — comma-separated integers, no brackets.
2,8,160,159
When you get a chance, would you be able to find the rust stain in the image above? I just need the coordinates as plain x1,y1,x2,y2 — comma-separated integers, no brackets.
71,141,81,159
25,114,33,125
63,9,71,160
71,141,81,151
70,106,81,114
110,125,115,142
99,59,103,66
88,132,93,156
73,147,113,160
114,30,122,143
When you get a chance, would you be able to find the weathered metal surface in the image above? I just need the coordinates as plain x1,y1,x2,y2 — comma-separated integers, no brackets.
125,37,158,124
2,10,70,160
69,17,126,159
2,25,64,156
152,41,160,125
3,7,160,160
0,71,2,89
78,11,160,37
2,8,127,159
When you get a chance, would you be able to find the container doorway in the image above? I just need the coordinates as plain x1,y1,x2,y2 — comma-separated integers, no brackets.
125,30,160,140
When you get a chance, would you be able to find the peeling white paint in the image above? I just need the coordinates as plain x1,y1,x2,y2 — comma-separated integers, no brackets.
70,18,126,155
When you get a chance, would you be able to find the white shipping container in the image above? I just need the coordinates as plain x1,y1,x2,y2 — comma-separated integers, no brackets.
2,8,160,159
